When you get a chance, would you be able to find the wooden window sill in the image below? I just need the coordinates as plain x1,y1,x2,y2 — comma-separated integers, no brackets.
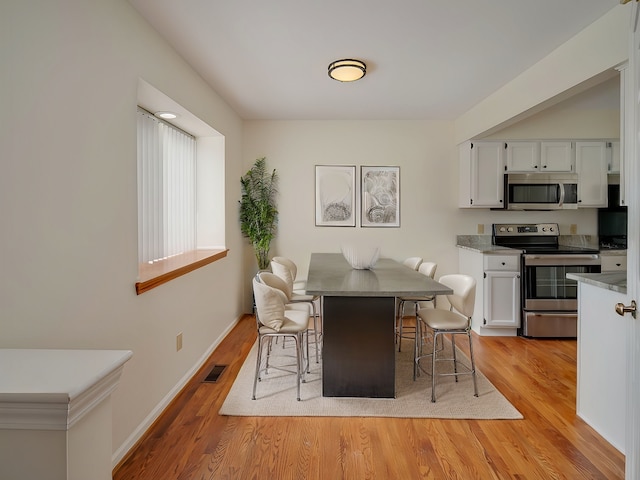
136,248,228,295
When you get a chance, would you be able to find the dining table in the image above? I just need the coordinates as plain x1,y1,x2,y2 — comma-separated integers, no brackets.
305,252,453,398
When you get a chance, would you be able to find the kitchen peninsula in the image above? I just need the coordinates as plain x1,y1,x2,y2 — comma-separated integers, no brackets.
306,252,451,398
567,271,627,454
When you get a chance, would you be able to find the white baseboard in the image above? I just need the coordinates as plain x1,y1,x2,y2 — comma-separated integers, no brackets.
111,316,241,468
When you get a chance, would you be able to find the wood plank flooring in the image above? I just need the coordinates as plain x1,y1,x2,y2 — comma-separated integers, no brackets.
113,315,625,479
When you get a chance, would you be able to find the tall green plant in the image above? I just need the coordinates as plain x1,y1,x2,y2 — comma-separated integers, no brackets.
239,157,279,270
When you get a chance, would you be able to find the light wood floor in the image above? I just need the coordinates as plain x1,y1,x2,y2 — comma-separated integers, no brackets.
113,315,625,479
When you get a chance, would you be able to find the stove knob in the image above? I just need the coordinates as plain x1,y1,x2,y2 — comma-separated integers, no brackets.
507,227,514,232
541,227,547,232
499,226,506,232
549,226,554,232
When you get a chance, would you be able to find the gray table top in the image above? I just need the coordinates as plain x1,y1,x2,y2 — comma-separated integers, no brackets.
305,253,453,297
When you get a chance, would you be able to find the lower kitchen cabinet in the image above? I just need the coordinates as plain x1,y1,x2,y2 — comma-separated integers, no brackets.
600,252,627,272
484,270,520,329
458,248,521,336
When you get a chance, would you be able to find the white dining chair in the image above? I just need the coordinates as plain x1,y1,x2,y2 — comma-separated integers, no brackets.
415,274,479,403
396,260,437,353
252,277,310,401
270,259,322,362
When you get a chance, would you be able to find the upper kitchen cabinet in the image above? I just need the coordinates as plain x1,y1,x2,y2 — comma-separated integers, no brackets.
607,140,621,174
575,141,608,208
505,141,573,173
458,141,505,208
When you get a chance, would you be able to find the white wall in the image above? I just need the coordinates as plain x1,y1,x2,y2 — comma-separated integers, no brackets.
0,0,626,469
484,76,620,141
243,120,460,311
0,0,245,465
242,78,620,311
455,4,629,143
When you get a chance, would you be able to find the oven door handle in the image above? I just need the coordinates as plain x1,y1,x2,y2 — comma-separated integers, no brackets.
528,313,577,318
524,254,601,266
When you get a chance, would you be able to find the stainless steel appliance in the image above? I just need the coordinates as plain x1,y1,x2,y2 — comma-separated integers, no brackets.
506,173,578,210
492,223,600,338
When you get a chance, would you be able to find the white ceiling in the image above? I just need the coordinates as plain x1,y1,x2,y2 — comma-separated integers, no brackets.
129,0,620,121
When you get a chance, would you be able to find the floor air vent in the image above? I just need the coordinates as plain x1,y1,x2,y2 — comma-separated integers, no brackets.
203,365,227,383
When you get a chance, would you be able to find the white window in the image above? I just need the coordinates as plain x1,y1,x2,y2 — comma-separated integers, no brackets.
135,80,226,294
137,107,197,264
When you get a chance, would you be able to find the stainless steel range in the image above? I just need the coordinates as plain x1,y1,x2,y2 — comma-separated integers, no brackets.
492,223,601,338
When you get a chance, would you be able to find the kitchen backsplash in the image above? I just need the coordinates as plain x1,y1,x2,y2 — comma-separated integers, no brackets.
559,235,598,248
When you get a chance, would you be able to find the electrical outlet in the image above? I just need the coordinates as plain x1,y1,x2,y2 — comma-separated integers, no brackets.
477,224,484,234
176,332,183,351
570,224,577,235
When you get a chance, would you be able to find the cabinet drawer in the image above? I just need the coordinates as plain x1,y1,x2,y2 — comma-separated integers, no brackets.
601,255,626,272
484,255,520,271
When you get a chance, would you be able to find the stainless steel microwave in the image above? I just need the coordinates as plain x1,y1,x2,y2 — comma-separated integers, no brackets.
506,173,578,210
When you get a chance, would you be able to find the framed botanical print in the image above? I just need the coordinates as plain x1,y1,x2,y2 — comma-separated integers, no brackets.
361,166,400,227
315,165,356,227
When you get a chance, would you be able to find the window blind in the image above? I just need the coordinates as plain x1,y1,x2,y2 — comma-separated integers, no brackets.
137,108,197,264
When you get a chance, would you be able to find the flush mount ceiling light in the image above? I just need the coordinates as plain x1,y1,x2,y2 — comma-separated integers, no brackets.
328,59,366,82
154,111,178,120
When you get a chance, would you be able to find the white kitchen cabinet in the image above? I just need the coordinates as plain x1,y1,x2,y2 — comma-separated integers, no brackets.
541,141,574,172
575,141,608,208
607,140,621,174
483,255,521,329
600,253,627,272
505,141,539,172
458,141,505,208
506,141,573,173
606,140,626,207
458,248,520,336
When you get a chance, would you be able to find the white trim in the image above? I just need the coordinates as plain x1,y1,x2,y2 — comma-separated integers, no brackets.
111,317,241,467
0,350,132,430
626,3,640,478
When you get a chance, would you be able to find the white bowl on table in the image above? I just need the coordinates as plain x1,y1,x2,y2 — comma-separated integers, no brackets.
341,245,380,270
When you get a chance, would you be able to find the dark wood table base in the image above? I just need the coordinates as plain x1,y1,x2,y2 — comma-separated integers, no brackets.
322,296,396,398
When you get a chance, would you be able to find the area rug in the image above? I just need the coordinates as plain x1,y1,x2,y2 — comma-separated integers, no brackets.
219,338,522,419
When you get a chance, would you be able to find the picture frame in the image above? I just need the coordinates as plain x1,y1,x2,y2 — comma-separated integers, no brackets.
315,165,356,227
361,166,400,227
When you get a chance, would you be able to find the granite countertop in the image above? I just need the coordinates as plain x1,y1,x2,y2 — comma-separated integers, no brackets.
456,235,522,254
456,234,601,255
566,272,627,294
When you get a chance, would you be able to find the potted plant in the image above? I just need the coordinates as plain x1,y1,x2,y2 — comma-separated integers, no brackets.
239,157,279,270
